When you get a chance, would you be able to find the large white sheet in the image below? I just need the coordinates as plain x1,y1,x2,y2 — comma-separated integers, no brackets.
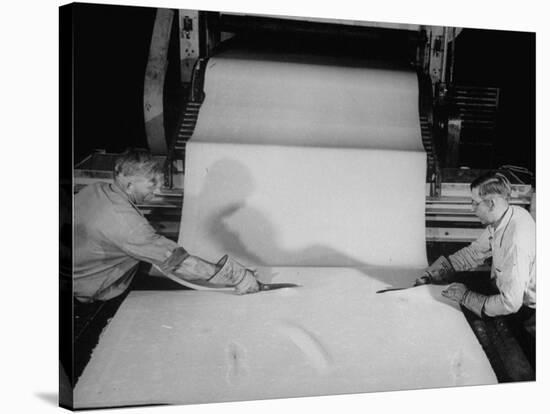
191,51,424,151
74,268,496,408
180,143,427,267
179,52,427,267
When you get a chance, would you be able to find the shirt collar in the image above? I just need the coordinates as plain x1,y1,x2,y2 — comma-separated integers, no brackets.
489,205,513,236
111,181,143,215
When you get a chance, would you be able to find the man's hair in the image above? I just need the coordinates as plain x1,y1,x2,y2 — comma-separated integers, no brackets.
114,148,163,183
470,172,512,200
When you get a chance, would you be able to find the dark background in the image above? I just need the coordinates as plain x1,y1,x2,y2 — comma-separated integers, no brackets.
74,4,156,162
72,4,536,176
453,29,536,173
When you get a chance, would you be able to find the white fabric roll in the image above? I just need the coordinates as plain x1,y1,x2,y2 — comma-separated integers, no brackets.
179,51,427,267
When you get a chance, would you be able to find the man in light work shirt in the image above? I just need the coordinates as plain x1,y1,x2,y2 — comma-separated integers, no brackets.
74,149,260,303
416,172,536,336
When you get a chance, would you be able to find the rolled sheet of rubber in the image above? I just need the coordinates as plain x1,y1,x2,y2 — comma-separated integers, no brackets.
178,50,428,268
74,268,497,407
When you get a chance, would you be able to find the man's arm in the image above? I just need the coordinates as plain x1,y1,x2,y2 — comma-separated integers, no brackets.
107,211,259,294
442,245,530,317
112,216,181,265
415,229,492,285
448,229,492,271
483,245,530,316
167,252,218,281
169,253,260,295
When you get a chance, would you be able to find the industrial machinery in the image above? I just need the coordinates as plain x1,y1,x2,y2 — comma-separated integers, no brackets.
74,9,535,248
164,10,534,248
165,19,536,383
71,9,535,385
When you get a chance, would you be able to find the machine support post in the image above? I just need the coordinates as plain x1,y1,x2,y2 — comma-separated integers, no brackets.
144,8,174,155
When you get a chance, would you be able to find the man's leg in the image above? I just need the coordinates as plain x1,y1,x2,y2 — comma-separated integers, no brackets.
506,306,536,371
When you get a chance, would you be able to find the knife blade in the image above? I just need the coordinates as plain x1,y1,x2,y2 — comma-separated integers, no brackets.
376,285,416,294
258,282,301,291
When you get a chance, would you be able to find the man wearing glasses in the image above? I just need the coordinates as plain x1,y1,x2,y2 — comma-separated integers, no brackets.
415,172,536,336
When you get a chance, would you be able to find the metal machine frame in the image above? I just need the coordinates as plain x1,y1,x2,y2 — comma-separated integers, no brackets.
167,11,533,244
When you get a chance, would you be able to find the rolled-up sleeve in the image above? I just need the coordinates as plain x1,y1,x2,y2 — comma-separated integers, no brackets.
484,245,531,316
105,209,179,265
449,229,492,271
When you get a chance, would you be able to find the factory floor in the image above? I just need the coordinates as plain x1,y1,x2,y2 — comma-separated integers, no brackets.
67,264,535,390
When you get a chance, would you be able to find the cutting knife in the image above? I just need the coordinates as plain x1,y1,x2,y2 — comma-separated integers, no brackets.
376,274,430,294
376,285,419,294
154,264,300,292
258,282,301,291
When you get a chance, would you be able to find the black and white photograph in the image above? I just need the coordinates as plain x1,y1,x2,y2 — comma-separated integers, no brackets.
3,0,547,413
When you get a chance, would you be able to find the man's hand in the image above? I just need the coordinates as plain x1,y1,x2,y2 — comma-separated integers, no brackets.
209,255,260,294
418,256,456,285
235,270,260,295
414,273,432,286
441,283,468,303
442,283,487,318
